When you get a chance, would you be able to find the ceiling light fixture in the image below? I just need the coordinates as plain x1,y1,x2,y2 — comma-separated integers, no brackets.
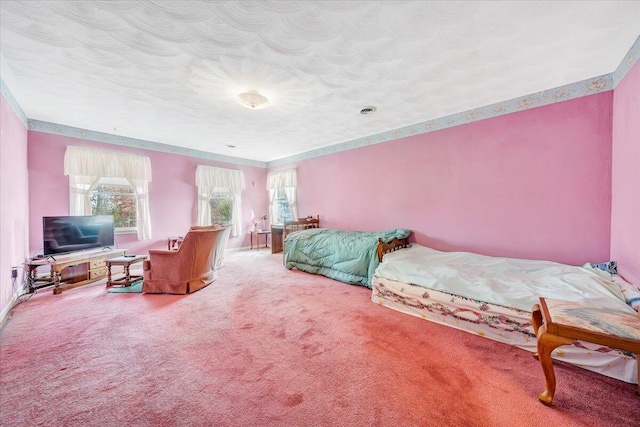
236,90,270,110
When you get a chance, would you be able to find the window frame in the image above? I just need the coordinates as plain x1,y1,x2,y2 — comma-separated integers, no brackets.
208,189,234,225
89,177,138,234
272,188,292,224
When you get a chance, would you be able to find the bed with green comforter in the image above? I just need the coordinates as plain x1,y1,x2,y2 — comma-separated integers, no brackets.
283,228,412,288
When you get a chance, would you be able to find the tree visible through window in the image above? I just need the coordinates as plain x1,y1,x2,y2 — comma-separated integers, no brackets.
90,181,137,229
209,192,233,224
274,188,291,223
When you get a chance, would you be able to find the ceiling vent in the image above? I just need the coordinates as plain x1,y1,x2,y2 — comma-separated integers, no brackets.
360,106,377,115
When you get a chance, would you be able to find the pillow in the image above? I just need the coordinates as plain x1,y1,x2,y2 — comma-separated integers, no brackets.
583,262,639,311
612,275,640,311
589,261,618,275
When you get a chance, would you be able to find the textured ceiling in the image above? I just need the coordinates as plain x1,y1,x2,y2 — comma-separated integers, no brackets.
1,1,639,163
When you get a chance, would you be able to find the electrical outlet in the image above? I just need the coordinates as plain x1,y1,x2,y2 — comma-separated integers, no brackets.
11,268,18,279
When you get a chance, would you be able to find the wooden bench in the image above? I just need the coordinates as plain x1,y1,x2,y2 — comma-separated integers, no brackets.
531,297,640,404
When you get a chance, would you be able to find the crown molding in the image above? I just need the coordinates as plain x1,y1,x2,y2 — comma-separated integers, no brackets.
4,35,638,170
613,35,640,88
268,35,640,168
27,120,267,168
0,77,27,127
267,73,614,168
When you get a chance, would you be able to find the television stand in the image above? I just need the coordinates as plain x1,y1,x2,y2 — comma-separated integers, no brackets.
27,248,127,294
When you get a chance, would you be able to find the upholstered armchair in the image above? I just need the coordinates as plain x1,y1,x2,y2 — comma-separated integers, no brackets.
189,223,232,270
142,228,224,294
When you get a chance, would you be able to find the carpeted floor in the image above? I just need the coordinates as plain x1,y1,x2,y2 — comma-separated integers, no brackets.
0,249,638,426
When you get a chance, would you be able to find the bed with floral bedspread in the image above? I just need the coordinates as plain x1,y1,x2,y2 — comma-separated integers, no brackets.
372,244,640,384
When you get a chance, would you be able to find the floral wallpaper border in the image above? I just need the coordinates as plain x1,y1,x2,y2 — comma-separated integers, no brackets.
2,37,638,170
613,35,640,87
269,73,614,167
270,36,639,168
26,119,267,168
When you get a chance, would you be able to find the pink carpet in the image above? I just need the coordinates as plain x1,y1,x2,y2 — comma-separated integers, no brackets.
1,250,638,426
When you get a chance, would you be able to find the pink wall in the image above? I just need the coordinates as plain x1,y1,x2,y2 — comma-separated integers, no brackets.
611,60,640,285
289,93,613,266
0,94,29,317
27,132,268,255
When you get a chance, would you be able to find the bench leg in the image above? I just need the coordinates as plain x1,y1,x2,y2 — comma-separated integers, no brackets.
531,304,542,359
535,326,574,405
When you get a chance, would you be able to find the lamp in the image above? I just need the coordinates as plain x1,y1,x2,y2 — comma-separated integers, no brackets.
236,91,270,110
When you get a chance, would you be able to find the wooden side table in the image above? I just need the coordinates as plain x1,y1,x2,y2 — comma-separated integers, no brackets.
167,236,183,250
250,230,271,250
271,224,283,253
106,255,147,288
531,297,640,404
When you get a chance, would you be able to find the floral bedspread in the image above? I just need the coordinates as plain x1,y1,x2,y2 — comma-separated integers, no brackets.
371,275,638,384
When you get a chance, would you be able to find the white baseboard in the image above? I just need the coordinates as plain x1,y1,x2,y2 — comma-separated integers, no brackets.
226,246,273,252
0,294,17,327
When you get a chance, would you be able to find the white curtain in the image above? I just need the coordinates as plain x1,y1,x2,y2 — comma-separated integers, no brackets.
64,146,153,240
266,168,297,224
68,175,99,216
283,186,298,221
268,188,277,226
195,165,245,237
197,184,214,228
127,178,152,240
266,168,297,189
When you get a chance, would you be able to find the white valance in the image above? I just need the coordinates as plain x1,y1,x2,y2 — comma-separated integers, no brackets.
64,146,152,181
196,165,245,193
266,168,297,190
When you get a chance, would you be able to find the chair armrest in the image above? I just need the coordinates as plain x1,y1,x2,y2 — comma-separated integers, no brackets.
145,246,195,282
148,249,179,257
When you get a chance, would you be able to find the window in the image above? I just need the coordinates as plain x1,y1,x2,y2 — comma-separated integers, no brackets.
209,191,234,224
195,165,246,237
65,146,152,240
90,178,137,232
274,188,291,223
266,168,297,225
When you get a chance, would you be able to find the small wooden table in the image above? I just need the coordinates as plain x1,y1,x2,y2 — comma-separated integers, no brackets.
106,255,147,288
250,230,271,250
271,224,283,253
531,297,640,404
167,236,183,250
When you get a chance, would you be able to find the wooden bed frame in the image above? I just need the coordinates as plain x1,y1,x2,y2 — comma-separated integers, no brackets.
377,237,411,262
283,215,321,239
282,216,321,258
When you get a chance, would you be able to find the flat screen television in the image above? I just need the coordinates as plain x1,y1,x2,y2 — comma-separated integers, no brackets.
43,215,115,256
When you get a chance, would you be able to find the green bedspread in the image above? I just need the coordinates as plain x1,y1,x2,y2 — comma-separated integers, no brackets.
283,228,411,288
